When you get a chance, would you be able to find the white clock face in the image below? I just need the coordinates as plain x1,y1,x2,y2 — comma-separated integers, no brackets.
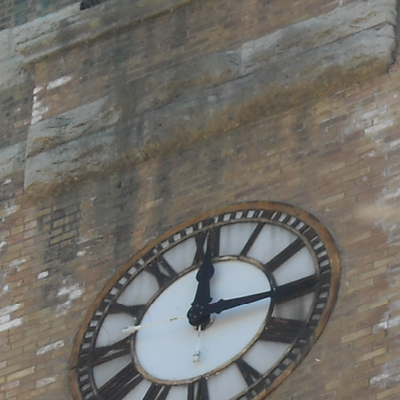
71,202,340,400
135,261,271,382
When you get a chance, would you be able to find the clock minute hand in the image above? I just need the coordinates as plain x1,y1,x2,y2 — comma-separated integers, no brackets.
204,289,273,315
203,275,319,316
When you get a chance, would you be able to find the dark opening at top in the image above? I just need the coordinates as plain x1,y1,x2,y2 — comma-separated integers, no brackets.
80,0,102,10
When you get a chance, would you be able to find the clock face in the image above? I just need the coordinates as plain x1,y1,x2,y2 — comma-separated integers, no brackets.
70,202,340,400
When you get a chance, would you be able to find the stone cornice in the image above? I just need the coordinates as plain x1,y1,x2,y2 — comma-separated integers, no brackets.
12,0,195,63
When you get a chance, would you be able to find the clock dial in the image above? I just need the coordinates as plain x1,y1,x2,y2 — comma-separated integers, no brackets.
70,202,340,400
135,260,271,382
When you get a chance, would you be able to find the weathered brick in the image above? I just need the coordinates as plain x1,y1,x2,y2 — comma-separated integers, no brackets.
0,380,19,393
377,386,400,399
341,327,372,344
7,367,34,383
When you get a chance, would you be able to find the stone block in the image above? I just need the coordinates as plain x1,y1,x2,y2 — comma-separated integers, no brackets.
124,51,241,116
0,142,26,182
26,97,121,158
0,56,28,90
24,121,145,196
239,0,397,75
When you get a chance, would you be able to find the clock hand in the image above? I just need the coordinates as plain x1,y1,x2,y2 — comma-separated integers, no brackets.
192,244,215,305
192,325,202,363
189,275,319,324
202,290,273,317
121,315,186,334
187,235,215,327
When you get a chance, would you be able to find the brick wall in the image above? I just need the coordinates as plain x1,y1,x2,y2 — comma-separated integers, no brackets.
1,0,400,400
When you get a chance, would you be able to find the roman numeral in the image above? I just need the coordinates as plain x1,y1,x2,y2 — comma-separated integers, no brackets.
259,317,305,344
188,377,209,400
273,274,318,303
142,383,170,400
107,303,145,318
263,237,305,273
235,359,266,399
240,223,264,256
96,362,143,400
235,358,262,386
147,256,178,288
193,233,207,264
208,228,220,257
76,336,131,368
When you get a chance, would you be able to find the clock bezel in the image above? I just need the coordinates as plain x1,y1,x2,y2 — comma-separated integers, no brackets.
70,201,340,400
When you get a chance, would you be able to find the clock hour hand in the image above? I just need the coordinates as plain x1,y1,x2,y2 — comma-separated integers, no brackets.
187,238,215,327
192,244,215,305
190,275,319,324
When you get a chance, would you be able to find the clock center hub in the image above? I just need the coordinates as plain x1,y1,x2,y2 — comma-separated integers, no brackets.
192,314,215,331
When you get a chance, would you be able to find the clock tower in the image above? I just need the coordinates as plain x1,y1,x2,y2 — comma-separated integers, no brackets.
1,1,400,400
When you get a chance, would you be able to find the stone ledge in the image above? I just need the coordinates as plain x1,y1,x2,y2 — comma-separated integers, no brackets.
132,24,397,160
13,0,195,63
